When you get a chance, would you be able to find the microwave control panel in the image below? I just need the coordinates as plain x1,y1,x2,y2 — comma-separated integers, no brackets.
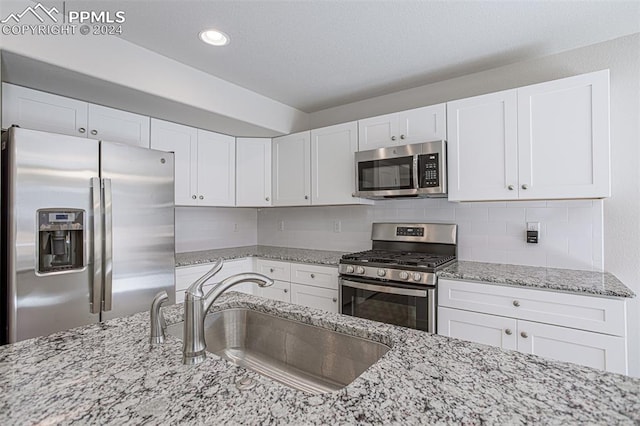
419,153,440,188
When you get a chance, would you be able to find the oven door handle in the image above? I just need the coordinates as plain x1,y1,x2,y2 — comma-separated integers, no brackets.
341,279,428,298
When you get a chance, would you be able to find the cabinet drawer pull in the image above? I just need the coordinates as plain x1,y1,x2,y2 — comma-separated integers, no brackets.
332,297,337,303
400,134,406,140
304,195,309,200
269,268,275,273
512,300,520,307
520,331,529,339
521,184,529,190
508,185,515,191
283,289,288,293
265,197,270,202
391,136,397,141
310,273,315,279
192,195,197,199
78,127,86,134
505,329,512,335
91,129,98,136
199,195,204,200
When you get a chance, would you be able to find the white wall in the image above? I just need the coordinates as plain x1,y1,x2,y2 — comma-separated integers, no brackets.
306,33,640,377
175,207,257,253
257,199,604,271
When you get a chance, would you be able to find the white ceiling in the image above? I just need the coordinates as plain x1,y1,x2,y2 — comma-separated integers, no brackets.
42,0,640,113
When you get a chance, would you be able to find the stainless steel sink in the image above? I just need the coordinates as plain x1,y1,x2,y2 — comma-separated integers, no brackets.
166,308,390,394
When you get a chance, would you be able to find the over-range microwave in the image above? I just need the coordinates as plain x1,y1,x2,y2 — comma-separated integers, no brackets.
354,141,447,199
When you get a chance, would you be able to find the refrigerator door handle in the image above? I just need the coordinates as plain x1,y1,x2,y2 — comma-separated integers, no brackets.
90,177,102,314
103,178,114,311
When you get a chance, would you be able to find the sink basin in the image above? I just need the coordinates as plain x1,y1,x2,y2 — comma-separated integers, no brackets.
166,308,390,394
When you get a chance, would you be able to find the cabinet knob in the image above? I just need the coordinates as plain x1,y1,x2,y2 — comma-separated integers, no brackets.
521,184,529,190
520,331,529,339
304,195,309,200
310,273,315,279
192,195,197,199
332,297,337,303
351,193,356,197
284,289,288,293
90,130,98,136
265,197,270,202
505,329,512,335
391,136,397,141
269,268,275,273
507,185,515,191
78,127,86,134
400,134,406,140
199,195,204,200
513,300,520,307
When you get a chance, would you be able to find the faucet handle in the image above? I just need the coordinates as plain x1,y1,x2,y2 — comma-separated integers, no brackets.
150,290,169,345
185,258,224,298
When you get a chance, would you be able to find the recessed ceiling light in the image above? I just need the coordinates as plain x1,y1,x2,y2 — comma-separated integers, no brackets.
199,29,230,46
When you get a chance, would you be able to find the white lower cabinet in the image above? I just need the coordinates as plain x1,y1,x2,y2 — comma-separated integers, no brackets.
175,258,255,303
438,279,628,374
256,279,291,303
290,283,339,314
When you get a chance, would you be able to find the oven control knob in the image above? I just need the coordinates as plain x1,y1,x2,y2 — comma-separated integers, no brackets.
377,269,386,277
412,272,422,281
399,271,409,280
345,265,355,274
356,266,365,275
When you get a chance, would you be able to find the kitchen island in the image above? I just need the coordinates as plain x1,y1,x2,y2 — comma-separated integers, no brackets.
1,292,638,425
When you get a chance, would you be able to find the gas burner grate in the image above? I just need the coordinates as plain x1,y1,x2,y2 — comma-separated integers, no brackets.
342,250,456,268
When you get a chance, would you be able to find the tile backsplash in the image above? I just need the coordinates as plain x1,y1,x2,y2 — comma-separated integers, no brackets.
257,199,604,271
175,207,257,252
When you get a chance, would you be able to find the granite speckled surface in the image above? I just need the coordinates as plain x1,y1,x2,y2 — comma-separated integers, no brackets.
438,261,636,298
176,245,346,267
1,292,639,425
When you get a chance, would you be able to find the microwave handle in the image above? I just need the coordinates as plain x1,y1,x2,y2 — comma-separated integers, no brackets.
413,156,420,190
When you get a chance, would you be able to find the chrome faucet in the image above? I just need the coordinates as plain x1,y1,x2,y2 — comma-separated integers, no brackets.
182,259,274,365
150,291,169,345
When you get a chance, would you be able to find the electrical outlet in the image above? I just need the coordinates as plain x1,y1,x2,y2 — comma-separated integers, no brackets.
279,220,285,232
526,222,540,244
333,220,342,233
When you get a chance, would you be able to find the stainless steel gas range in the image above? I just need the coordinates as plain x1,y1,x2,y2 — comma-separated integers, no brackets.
338,223,457,333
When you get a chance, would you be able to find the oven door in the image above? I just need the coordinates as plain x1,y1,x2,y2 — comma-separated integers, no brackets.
339,277,436,333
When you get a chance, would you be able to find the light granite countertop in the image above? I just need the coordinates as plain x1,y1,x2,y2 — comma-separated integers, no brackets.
438,260,636,298
176,245,347,267
1,292,638,425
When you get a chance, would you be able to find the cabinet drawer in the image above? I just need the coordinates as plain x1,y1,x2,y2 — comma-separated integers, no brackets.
256,259,291,281
290,283,339,313
256,280,291,303
438,279,626,336
290,263,338,290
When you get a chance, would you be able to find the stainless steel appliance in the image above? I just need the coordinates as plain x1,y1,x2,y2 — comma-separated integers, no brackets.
1,127,176,343
339,222,457,333
354,141,447,199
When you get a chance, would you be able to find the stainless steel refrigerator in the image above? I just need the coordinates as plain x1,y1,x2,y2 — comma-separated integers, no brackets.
1,127,175,343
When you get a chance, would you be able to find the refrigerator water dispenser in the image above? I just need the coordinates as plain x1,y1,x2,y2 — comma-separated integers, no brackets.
37,209,84,273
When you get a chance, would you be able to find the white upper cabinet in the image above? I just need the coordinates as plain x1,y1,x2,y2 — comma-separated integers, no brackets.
358,103,446,151
150,119,235,207
150,119,198,206
87,104,150,148
196,129,236,207
236,138,272,207
272,131,312,206
447,70,610,201
2,83,150,147
447,90,519,201
311,121,366,205
517,71,610,199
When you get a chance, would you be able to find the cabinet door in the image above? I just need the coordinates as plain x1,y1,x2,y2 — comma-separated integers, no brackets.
256,280,291,303
290,283,339,313
87,104,150,147
290,263,338,290
447,90,519,201
255,259,291,282
517,320,627,374
397,104,446,143
517,70,610,199
272,131,311,206
196,129,236,206
236,138,272,207
311,122,359,205
150,118,198,206
438,307,517,350
357,112,399,150
2,83,88,137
